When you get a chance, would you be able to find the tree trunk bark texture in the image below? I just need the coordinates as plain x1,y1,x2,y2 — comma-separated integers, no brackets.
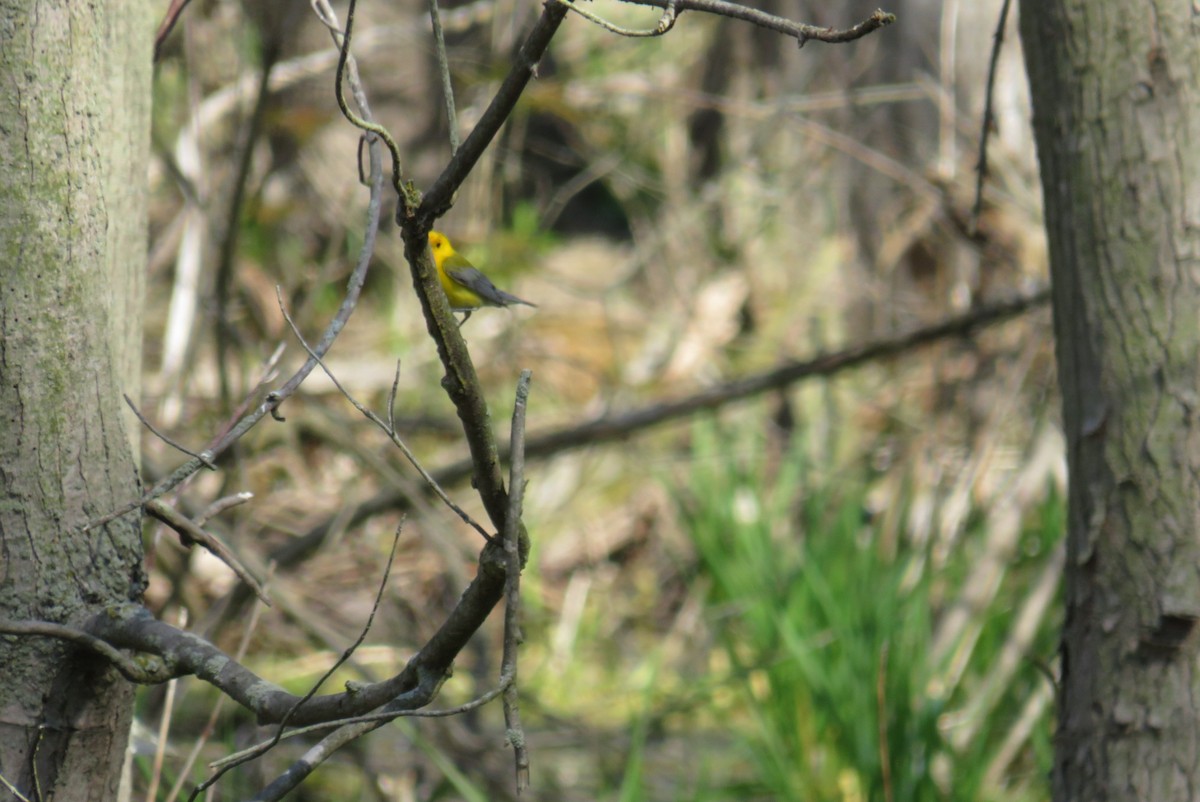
0,2,152,799
1020,2,1200,800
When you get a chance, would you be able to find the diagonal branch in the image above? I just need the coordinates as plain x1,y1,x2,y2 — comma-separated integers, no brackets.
415,0,570,222
145,499,271,606
83,99,386,535
614,0,894,47
261,287,1050,572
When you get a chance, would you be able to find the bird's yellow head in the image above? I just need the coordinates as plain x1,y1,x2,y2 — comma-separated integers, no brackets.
428,231,450,258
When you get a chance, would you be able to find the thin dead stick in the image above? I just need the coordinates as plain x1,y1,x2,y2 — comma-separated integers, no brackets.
245,663,447,799
0,772,32,802
205,341,287,443
145,499,271,606
502,370,532,791
164,564,273,802
555,0,677,37
124,393,216,469
216,677,514,768
195,492,254,527
82,95,384,533
613,0,893,47
275,287,493,542
193,524,404,798
153,0,194,61
146,609,189,802
970,0,1013,234
314,0,411,207
427,0,460,153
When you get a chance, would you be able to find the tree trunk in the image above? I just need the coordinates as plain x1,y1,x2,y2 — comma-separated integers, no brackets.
1020,2,1200,799
0,2,152,799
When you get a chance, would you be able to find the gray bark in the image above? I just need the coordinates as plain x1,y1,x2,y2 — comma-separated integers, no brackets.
1020,1,1200,799
0,1,153,799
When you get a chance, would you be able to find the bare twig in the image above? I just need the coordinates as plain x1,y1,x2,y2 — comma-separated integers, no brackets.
83,81,385,534
153,0,194,61
613,0,893,48
275,288,493,541
503,370,532,791
247,667,447,801
387,359,402,434
442,289,1052,472
87,508,515,730
164,565,272,802
195,491,255,527
314,0,412,209
145,499,271,606
970,0,1013,233
555,0,678,37
0,772,32,802
123,393,216,469
417,0,570,221
217,676,513,770
193,524,404,798
428,0,461,153
146,609,188,802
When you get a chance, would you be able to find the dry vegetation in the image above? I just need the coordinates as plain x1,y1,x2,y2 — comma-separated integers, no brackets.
137,0,1060,798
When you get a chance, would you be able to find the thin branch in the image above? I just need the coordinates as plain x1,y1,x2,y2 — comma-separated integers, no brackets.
213,21,288,412
387,359,402,435
123,393,216,469
87,604,413,726
417,0,570,221
145,499,271,606
146,610,188,802
153,0,194,61
193,524,405,798
614,0,894,47
88,509,513,730
83,82,386,534
970,0,1013,234
275,288,493,541
440,288,1053,475
0,619,173,684
313,0,412,208
0,771,32,802
195,491,255,527
248,667,447,802
428,0,461,153
503,370,532,791
164,565,272,802
218,677,513,771
555,0,678,37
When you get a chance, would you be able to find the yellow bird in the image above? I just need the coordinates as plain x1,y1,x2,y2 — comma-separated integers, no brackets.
428,231,536,323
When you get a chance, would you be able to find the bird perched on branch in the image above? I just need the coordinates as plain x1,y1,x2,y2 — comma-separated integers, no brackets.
428,231,536,324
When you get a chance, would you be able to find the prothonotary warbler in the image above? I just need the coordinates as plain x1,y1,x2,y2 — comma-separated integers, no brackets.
428,231,536,323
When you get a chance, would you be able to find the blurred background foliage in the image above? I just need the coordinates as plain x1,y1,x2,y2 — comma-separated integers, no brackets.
138,0,1060,798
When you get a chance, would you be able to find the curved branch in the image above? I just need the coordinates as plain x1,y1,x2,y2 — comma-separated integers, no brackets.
84,527,509,728
615,0,894,46
0,618,174,684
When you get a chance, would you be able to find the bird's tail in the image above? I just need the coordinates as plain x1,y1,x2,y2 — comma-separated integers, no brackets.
496,289,537,308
